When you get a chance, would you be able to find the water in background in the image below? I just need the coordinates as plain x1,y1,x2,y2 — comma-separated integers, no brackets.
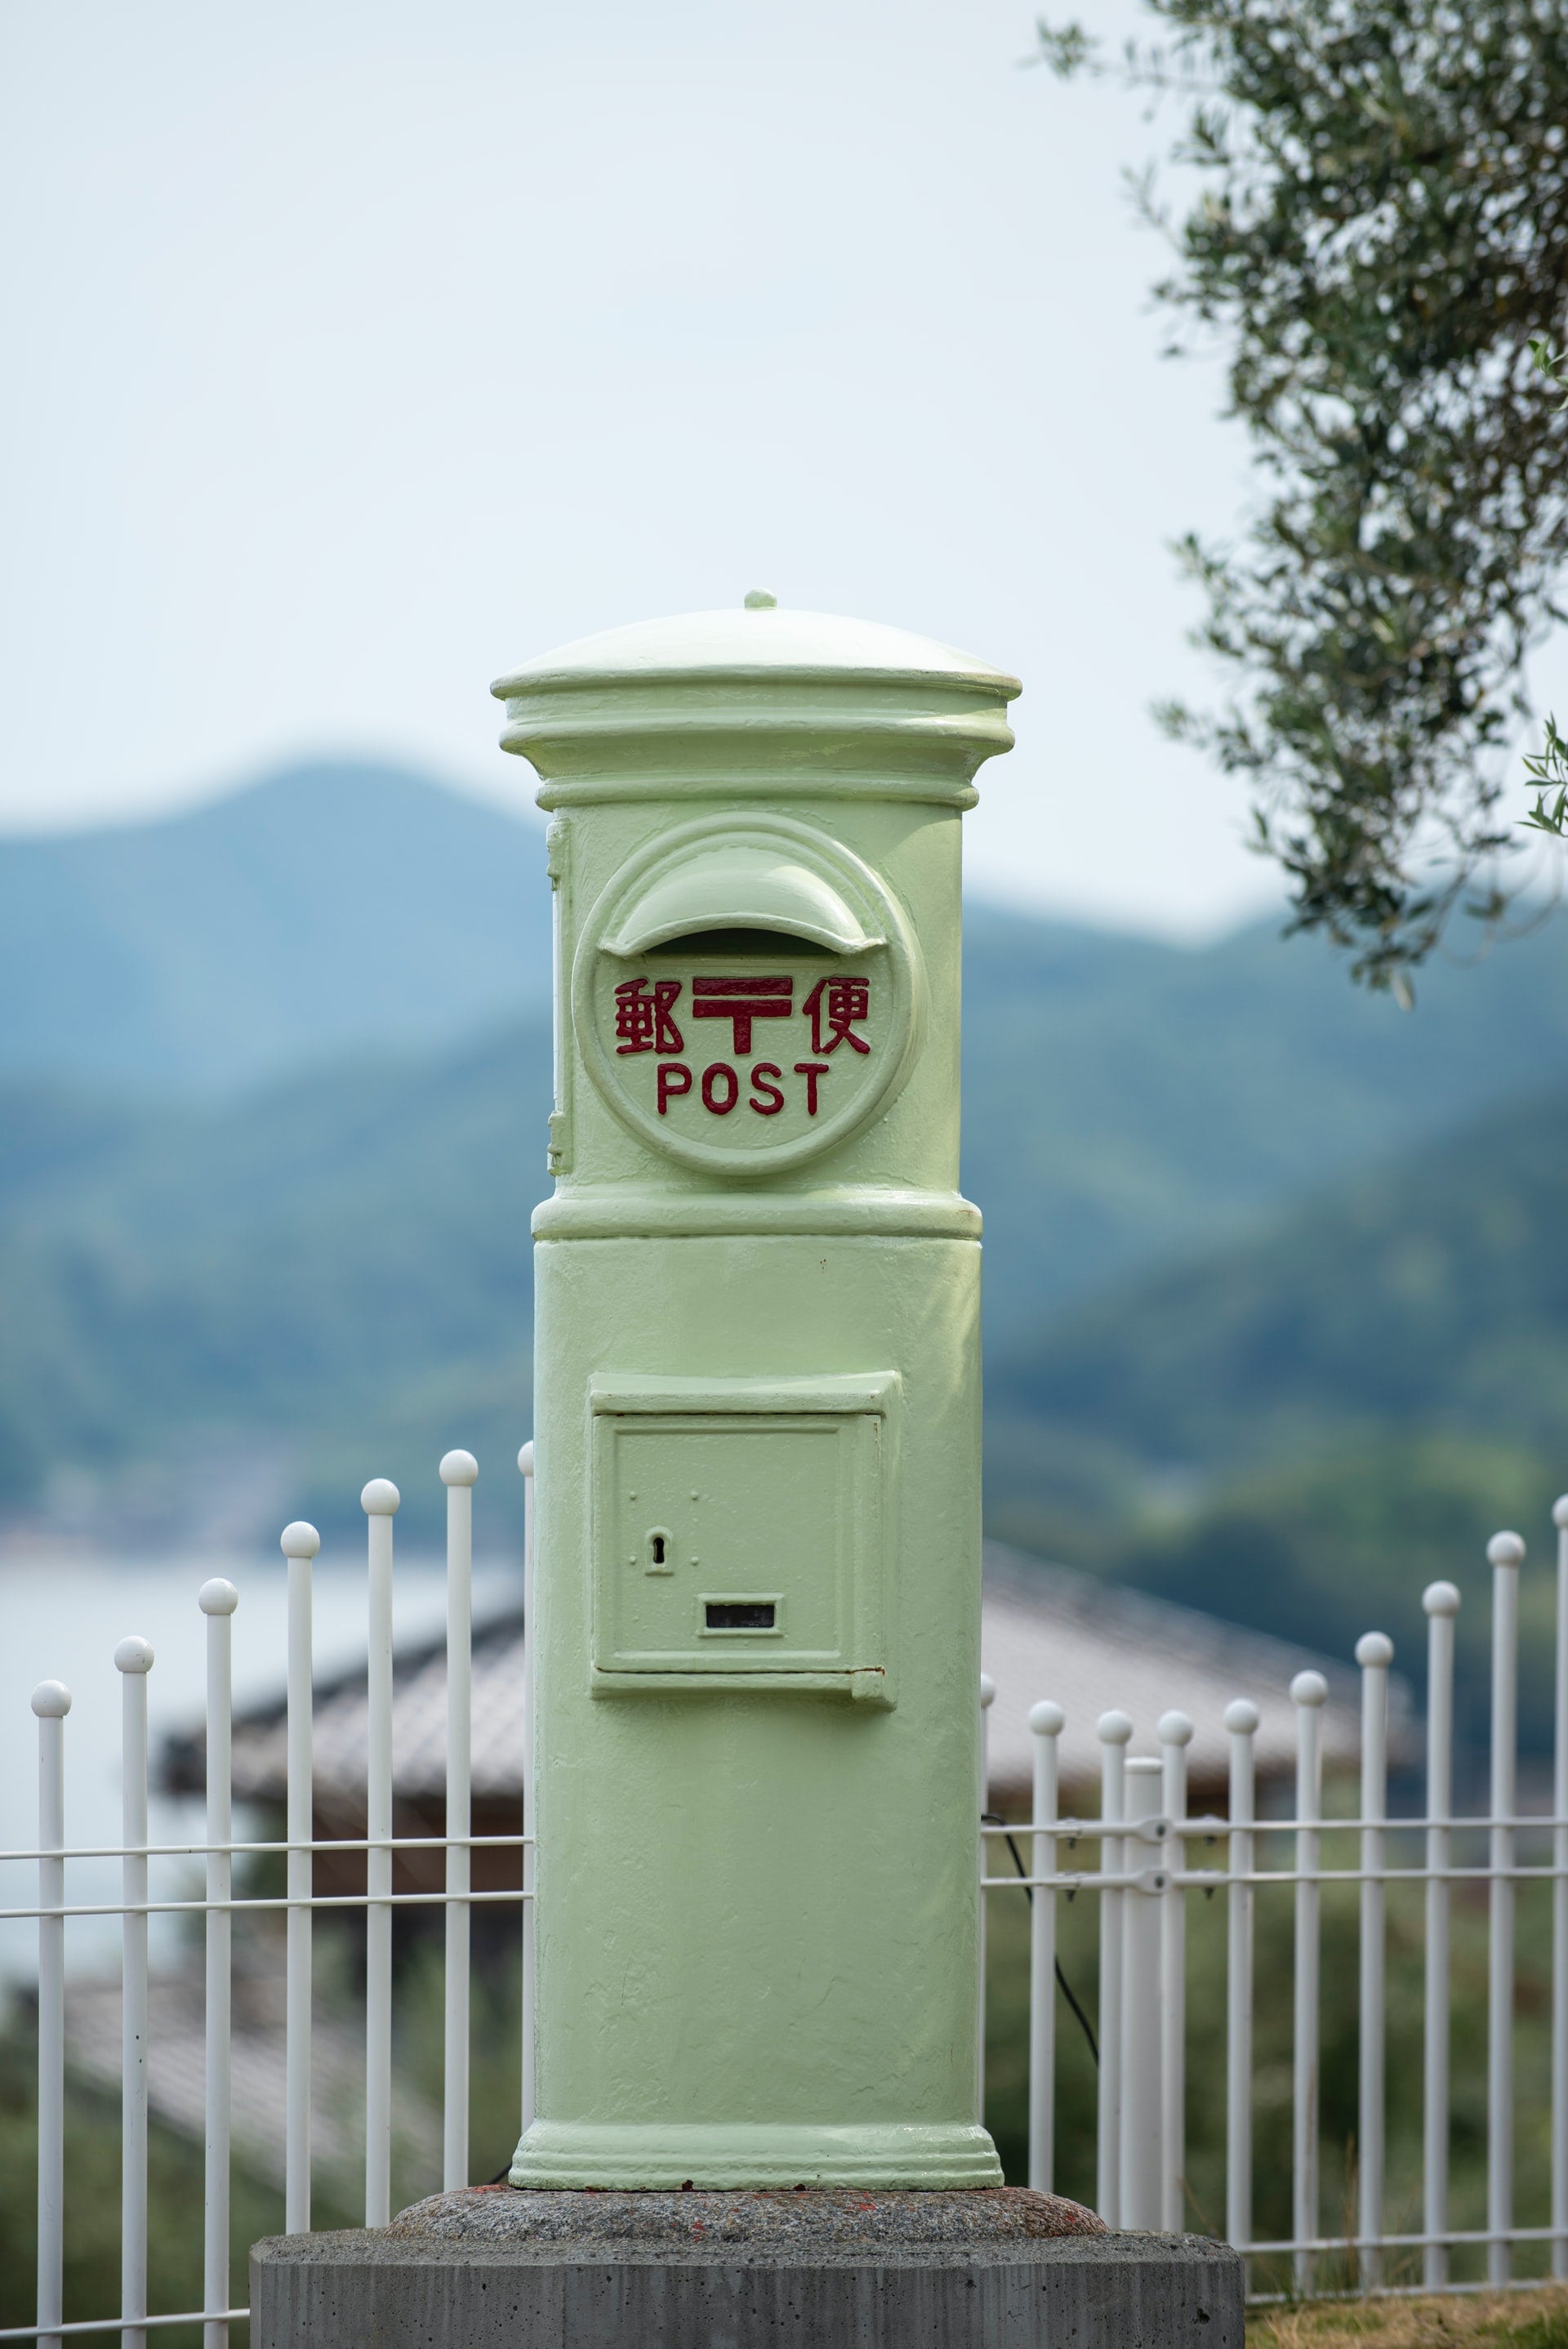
0,1549,519,1980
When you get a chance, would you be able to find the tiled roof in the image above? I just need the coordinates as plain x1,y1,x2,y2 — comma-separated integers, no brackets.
978,1544,1383,1796
196,1544,1384,1810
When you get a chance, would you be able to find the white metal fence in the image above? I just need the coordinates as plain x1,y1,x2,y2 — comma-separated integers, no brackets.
10,1453,1568,2338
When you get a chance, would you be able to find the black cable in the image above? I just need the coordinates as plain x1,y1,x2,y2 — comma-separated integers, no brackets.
982,1812,1098,2068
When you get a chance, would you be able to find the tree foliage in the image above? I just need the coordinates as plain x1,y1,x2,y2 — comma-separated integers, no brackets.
1040,0,1568,987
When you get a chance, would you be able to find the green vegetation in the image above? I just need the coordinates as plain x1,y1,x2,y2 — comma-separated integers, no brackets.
985,1079,1568,1730
995,1084,1568,1474
1039,0,1568,987
1250,2290,1568,2345
983,1073,1568,1740
11,775,1568,1549
9,771,1568,1732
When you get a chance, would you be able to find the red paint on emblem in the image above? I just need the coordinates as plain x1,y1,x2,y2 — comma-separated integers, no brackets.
657,1063,693,1115
614,976,684,1054
801,975,871,1055
691,975,793,1054
748,1063,786,1115
701,1063,740,1114
793,1062,830,1115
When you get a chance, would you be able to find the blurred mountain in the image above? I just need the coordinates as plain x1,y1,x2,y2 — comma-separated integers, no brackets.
985,1083,1568,1738
0,763,552,1092
990,1081,1568,1478
10,764,1568,1551
964,901,1568,1339
0,1023,550,1541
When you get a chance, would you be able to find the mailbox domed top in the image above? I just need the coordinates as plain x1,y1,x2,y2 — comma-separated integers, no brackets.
492,600,1020,807
492,603,1020,699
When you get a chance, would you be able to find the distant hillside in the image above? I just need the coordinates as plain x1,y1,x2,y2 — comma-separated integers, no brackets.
11,763,1568,1265
0,1023,551,1540
0,762,552,1091
990,1081,1568,1478
12,769,1568,1546
964,902,1568,1339
984,1087,1568,1747
11,966,1568,1544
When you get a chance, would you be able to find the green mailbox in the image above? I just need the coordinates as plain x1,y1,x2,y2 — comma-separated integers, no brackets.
492,595,1020,2189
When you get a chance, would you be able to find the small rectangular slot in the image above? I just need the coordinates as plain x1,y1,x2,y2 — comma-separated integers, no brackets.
705,1600,776,1631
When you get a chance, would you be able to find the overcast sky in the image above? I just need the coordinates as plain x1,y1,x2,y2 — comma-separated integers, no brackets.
2,0,1290,933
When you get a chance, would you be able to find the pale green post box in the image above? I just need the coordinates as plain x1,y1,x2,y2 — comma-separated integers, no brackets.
492,596,1020,2189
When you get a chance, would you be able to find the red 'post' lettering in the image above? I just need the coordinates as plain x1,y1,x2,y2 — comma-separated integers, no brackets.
748,1063,785,1116
657,1063,693,1115
702,1063,740,1115
793,1062,830,1116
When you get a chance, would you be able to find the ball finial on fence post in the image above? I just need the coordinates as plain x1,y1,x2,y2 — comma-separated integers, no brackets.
198,1579,238,1616
1487,1530,1526,1568
280,1522,320,1560
1423,1580,1461,1618
31,1681,71,1718
1223,1698,1259,1736
1290,1670,1329,1709
440,1451,479,1487
114,1637,154,1675
361,1479,400,1517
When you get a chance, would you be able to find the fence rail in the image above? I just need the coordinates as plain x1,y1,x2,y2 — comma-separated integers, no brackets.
11,1455,1568,2337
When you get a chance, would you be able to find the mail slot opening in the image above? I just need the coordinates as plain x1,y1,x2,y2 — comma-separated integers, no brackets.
705,1600,777,1632
648,927,835,958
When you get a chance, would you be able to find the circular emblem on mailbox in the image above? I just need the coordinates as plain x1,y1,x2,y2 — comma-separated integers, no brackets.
573,813,923,1174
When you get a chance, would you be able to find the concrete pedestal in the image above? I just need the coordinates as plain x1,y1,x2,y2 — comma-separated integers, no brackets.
251,2186,1245,2347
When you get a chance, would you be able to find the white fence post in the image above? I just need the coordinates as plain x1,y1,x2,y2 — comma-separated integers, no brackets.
519,1440,537,2150
1291,1669,1327,2298
441,1451,478,2192
1120,1754,1165,2229
1223,1699,1258,2258
1158,1711,1192,2234
116,1634,154,2349
1028,1700,1065,2193
1356,1632,1392,2289
1489,1529,1525,2288
362,1478,399,2228
33,1679,71,2349
198,1580,238,2349
281,1520,318,2235
23,1449,1568,2329
1423,1578,1459,2291
1553,1497,1568,2280
1096,1710,1132,2226
979,1672,996,2121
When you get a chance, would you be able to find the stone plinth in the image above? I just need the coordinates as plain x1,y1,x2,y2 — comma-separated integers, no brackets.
251,2184,1245,2347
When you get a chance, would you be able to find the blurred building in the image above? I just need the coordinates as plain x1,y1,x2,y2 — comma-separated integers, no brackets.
164,1544,1388,1883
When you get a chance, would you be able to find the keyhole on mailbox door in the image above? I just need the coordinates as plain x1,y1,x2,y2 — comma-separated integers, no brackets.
645,1527,675,1576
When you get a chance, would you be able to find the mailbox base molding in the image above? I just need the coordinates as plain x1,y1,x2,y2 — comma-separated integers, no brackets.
508,2117,1004,2189
252,2194,1243,2348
